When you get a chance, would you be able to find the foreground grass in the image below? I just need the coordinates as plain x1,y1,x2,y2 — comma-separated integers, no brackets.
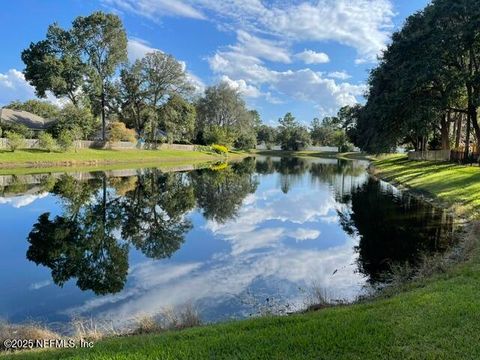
0,148,231,171
3,154,480,359
373,154,480,217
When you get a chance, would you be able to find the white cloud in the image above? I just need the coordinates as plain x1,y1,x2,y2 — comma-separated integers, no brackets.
328,71,352,80
0,193,49,208
209,51,365,114
103,0,206,21
295,50,330,64
109,0,394,63
0,69,66,107
127,37,158,62
232,30,291,63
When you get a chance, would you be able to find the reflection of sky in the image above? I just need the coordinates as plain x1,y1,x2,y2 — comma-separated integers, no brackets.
0,161,369,327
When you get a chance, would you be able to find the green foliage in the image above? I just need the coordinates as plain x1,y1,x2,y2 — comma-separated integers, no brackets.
0,122,34,139
204,126,236,148
21,24,84,105
53,104,98,139
159,94,196,144
57,129,78,152
38,132,57,152
5,131,26,152
5,100,60,119
211,144,229,155
277,113,311,151
108,121,137,143
257,125,277,147
234,131,257,150
196,82,256,146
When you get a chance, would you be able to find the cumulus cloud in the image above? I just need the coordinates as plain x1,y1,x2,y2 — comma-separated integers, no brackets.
0,193,49,208
103,0,206,21
328,71,352,80
232,30,291,63
295,50,330,64
209,51,365,114
107,0,394,63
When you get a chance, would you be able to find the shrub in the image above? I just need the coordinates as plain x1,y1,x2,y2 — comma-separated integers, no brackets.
57,130,74,152
5,131,26,152
211,144,228,155
108,122,137,143
234,132,257,150
38,132,57,152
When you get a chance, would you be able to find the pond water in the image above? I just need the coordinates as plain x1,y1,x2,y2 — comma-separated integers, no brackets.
0,157,455,331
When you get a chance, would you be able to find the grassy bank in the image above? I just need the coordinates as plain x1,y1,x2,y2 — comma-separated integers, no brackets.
0,148,234,172
372,154,480,217
3,154,480,359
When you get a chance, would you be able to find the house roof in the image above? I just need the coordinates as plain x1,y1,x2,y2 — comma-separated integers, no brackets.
0,108,55,130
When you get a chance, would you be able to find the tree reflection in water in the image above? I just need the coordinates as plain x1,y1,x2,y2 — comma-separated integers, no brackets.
26,162,258,295
24,157,454,295
337,178,454,283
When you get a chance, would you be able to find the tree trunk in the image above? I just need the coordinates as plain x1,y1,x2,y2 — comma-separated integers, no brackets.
455,114,462,149
440,113,450,150
101,88,106,142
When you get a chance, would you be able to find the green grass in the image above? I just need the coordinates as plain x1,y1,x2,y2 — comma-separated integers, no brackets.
373,154,480,217
3,154,480,359
0,148,234,172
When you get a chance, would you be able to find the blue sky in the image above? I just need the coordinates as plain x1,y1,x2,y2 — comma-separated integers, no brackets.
0,0,430,125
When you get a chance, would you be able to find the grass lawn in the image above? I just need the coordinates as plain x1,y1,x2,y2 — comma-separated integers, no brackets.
0,148,232,171
373,154,480,217
3,154,480,359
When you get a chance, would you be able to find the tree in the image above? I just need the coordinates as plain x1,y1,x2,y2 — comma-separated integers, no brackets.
53,103,98,139
22,24,84,106
38,132,57,152
158,94,196,143
310,117,335,146
277,112,311,150
257,125,277,147
5,100,60,119
140,52,193,142
72,11,128,140
196,82,256,147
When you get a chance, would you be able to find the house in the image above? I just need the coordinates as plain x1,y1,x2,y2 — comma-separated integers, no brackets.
0,108,55,132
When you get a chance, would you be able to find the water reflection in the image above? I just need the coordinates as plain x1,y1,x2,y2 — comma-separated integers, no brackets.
0,157,455,325
337,178,454,283
25,162,258,295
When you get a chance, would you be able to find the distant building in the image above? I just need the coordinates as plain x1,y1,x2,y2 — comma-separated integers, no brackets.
0,108,55,132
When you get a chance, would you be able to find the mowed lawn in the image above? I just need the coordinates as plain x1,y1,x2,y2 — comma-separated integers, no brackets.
0,148,221,169
373,154,480,217
3,154,480,359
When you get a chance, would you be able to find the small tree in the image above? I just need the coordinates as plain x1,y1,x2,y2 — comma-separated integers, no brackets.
57,129,75,152
6,131,26,152
38,132,57,152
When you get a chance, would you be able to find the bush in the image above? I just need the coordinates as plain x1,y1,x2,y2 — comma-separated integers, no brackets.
57,130,75,152
204,126,235,148
108,122,137,143
5,131,26,152
211,144,229,155
235,132,257,150
38,132,57,152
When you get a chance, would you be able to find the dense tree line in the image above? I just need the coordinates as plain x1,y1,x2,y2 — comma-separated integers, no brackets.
349,0,480,157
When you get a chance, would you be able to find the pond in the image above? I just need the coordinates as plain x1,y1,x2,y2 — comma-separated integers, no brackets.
0,157,455,331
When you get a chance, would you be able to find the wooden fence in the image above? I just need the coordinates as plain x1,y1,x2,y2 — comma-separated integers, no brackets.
0,138,195,151
407,150,451,161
